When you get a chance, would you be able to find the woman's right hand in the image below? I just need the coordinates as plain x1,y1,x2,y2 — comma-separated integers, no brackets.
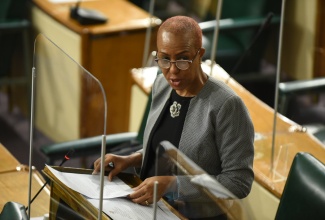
92,153,142,181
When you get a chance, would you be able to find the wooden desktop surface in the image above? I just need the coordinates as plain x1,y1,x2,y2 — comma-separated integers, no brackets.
0,144,50,217
32,0,159,35
131,62,325,198
0,143,20,173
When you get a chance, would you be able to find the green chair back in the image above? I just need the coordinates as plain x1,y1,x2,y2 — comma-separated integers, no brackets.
203,0,281,75
0,202,28,220
275,152,325,220
0,0,11,20
0,0,30,77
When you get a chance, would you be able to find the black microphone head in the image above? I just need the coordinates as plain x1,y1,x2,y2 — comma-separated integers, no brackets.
266,12,274,19
230,12,276,75
263,12,274,28
70,0,108,26
65,149,75,161
59,149,75,166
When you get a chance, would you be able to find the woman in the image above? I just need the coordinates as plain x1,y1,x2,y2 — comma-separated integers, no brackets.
93,16,254,219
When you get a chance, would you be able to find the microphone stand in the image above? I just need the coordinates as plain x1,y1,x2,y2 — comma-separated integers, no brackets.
25,149,75,211
230,12,275,75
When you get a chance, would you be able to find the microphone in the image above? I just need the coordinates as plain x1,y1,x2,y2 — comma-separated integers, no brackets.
70,0,108,25
26,149,75,211
58,148,75,166
230,12,275,75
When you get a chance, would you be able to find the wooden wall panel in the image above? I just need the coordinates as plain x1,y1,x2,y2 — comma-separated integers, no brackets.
314,0,325,77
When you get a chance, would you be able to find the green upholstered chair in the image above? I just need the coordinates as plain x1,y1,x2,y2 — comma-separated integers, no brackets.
278,78,325,143
0,202,28,220
200,0,281,83
278,77,325,117
0,0,31,112
41,88,153,166
199,0,282,107
131,0,281,86
275,152,325,220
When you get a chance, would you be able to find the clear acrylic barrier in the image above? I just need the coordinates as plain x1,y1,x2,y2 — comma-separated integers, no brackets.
155,141,252,220
254,124,313,184
254,129,302,183
28,33,107,219
33,33,106,144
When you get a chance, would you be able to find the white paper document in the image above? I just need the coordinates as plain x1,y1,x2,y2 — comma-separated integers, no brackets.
46,165,132,199
46,165,180,219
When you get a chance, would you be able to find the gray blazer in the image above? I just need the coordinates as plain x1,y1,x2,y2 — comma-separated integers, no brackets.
139,74,254,199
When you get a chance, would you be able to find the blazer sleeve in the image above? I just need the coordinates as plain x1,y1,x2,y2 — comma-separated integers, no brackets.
215,94,255,198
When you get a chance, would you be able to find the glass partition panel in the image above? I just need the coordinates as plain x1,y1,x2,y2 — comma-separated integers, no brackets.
33,33,106,145
254,130,302,183
155,140,252,220
268,0,325,186
28,33,107,219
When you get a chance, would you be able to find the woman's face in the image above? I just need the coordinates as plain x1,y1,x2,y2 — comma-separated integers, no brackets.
156,30,205,97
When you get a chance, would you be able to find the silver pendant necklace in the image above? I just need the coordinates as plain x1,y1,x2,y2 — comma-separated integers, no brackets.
170,101,181,118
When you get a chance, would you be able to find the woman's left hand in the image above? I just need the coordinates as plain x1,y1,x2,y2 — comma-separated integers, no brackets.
128,176,176,206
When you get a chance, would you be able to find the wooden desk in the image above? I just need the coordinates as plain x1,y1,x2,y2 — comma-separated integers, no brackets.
0,144,50,217
0,143,20,173
43,166,185,220
31,0,160,140
130,61,325,199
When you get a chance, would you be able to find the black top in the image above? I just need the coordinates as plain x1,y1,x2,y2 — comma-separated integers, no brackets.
144,90,193,177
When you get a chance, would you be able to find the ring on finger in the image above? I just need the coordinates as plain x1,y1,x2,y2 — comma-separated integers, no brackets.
145,200,149,206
